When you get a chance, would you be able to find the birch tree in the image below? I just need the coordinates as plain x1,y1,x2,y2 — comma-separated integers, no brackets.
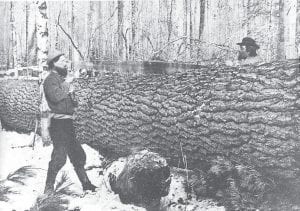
36,0,50,145
36,1,48,69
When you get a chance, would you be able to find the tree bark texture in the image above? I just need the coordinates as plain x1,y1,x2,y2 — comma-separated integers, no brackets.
0,80,39,133
74,60,300,181
0,60,299,181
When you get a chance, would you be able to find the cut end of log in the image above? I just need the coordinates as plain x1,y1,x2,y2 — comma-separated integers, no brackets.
107,150,171,208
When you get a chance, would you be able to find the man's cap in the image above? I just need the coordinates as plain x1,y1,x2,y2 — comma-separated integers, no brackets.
237,37,259,49
47,50,64,65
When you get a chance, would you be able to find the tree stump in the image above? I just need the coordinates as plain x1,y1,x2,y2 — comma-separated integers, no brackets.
107,150,171,210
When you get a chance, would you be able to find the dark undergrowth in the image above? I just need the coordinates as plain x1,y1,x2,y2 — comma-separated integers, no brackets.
183,156,300,211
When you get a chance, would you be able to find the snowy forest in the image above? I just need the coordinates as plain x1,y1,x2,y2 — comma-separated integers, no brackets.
0,1,300,211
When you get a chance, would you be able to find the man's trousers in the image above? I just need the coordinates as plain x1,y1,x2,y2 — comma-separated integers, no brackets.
45,118,92,192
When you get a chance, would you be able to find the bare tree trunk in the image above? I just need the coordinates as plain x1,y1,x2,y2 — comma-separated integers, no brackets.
118,1,124,60
110,2,115,60
197,0,205,59
297,2,300,56
131,0,136,60
158,0,163,54
246,0,251,35
69,1,74,69
189,0,193,58
86,1,93,62
2,2,9,69
277,0,285,59
96,1,102,60
36,1,48,69
283,0,297,59
28,2,37,66
199,0,205,39
167,0,174,42
183,0,188,60
25,2,29,68
36,0,50,145
9,1,17,69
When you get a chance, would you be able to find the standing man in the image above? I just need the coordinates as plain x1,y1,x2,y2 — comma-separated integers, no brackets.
43,50,97,193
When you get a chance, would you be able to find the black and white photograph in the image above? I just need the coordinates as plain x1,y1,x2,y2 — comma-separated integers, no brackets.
0,0,299,210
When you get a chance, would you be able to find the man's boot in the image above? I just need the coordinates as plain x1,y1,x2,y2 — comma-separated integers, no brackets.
74,167,97,192
44,168,58,194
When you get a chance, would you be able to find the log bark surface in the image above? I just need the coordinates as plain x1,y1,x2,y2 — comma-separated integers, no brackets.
0,60,299,181
0,79,39,132
74,60,300,180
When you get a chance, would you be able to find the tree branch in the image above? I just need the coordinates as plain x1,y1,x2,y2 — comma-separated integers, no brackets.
153,36,187,57
191,38,239,52
56,11,85,61
121,28,130,60
89,6,118,43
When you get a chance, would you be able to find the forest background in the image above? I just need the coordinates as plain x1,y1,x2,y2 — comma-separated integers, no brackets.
0,0,299,71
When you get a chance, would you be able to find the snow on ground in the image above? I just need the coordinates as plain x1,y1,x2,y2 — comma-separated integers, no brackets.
0,130,224,211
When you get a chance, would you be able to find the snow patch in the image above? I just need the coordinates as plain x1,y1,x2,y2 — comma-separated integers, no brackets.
0,130,224,211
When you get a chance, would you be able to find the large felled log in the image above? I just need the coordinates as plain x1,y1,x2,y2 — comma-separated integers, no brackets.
107,150,171,210
0,79,39,133
73,60,300,181
0,60,299,182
